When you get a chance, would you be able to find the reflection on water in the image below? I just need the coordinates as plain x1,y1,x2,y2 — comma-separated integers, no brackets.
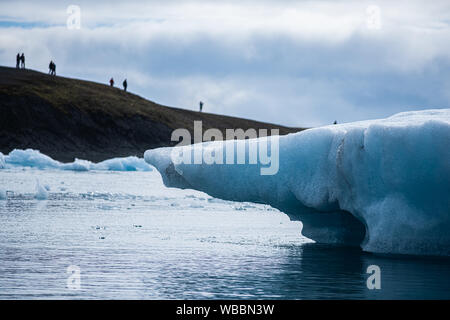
0,168,449,299
277,244,450,299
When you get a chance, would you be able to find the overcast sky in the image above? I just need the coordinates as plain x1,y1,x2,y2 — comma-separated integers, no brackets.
0,0,449,127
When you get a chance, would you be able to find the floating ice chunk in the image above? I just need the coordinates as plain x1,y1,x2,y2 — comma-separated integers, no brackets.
0,152,5,169
145,109,450,256
61,159,91,171
0,188,6,200
7,149,59,169
93,156,152,171
35,179,48,200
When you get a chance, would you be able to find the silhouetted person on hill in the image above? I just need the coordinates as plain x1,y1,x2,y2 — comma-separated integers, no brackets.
110,78,114,87
16,53,20,68
20,53,25,69
123,79,127,92
199,101,203,112
48,61,56,76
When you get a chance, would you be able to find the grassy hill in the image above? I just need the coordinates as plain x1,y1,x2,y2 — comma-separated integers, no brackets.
0,66,304,162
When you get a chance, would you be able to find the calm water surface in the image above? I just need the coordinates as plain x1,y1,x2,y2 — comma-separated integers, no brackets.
0,168,449,299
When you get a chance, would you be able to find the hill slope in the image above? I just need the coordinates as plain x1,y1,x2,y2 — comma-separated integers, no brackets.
0,66,303,162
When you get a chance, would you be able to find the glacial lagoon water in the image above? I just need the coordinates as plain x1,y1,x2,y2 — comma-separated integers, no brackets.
0,168,449,299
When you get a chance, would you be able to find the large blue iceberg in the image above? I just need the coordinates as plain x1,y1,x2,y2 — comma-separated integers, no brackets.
145,109,450,256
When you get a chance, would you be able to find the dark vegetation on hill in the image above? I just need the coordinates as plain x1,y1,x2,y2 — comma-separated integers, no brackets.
0,66,304,162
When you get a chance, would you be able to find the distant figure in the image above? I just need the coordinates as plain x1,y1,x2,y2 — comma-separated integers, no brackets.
16,53,20,68
123,79,127,92
199,101,203,112
333,120,337,125
109,78,114,87
48,61,56,76
20,53,25,69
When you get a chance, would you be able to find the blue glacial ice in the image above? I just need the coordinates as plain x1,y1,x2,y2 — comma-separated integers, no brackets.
0,149,153,172
0,152,5,169
144,109,450,256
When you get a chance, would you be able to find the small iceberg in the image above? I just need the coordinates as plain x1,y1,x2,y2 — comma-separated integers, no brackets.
0,188,6,200
35,179,48,200
1,149,153,172
0,152,5,169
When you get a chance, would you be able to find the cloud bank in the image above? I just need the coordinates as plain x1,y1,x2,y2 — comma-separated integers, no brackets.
0,0,449,126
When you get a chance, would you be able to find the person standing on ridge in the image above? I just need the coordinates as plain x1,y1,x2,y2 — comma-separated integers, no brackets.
16,53,20,68
199,101,203,112
123,79,127,92
20,53,25,69
48,61,56,76
109,78,114,87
